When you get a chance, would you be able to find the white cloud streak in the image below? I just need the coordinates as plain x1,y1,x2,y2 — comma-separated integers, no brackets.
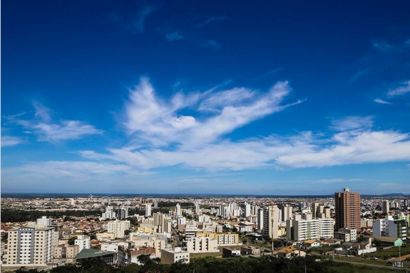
374,98,392,105
330,116,373,131
80,129,410,171
1,136,23,147
8,103,102,142
387,80,410,97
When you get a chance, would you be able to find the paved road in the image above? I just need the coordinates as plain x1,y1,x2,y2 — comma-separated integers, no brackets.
333,258,408,271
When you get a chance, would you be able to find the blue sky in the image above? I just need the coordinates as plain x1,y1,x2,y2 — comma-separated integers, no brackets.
2,0,410,195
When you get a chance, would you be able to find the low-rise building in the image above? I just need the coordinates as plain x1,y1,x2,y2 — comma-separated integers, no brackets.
161,248,190,264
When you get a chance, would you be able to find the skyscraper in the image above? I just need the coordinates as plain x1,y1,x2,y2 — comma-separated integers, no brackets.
176,203,181,216
145,203,152,217
382,200,390,214
262,204,279,239
334,188,360,230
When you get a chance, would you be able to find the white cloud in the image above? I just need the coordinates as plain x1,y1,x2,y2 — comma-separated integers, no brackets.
123,78,297,148
9,102,102,142
2,161,152,184
330,116,373,131
374,98,392,105
80,129,410,171
34,121,102,142
313,178,367,184
166,31,184,41
387,80,410,97
33,101,51,122
198,87,255,112
277,130,410,168
1,136,23,147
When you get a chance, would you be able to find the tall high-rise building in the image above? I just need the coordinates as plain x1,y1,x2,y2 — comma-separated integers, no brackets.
117,207,128,220
311,203,319,218
382,200,390,214
7,227,57,265
244,202,251,217
257,208,264,231
145,203,152,217
334,188,360,230
282,205,293,222
195,203,200,214
262,205,279,239
176,203,181,216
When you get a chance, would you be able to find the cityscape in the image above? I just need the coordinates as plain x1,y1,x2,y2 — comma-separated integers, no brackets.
1,190,409,272
2,0,410,272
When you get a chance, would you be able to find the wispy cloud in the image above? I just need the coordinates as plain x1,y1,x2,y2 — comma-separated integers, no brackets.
1,135,23,147
203,40,221,50
313,178,367,184
387,80,410,97
76,79,410,171
134,6,157,32
122,77,299,148
33,101,51,122
348,69,370,83
165,31,184,41
374,98,392,105
8,102,102,143
330,116,373,131
196,16,227,28
372,39,393,52
80,128,410,171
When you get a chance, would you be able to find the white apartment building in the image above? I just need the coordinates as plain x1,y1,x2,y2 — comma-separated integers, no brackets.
245,203,251,217
176,203,181,216
373,215,408,241
74,235,91,252
36,216,52,227
319,218,334,239
186,237,218,253
287,217,334,241
145,203,152,217
107,220,131,238
7,227,56,266
101,206,116,220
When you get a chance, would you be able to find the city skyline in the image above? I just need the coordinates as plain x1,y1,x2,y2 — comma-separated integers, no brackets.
2,0,410,194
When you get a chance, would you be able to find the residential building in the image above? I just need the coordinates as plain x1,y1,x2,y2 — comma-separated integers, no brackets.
145,203,152,217
107,220,131,239
262,205,279,239
74,235,90,252
373,215,408,242
334,188,360,230
36,216,52,227
161,248,189,264
6,227,56,266
186,237,218,253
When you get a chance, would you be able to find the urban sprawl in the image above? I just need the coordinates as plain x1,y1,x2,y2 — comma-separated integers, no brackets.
1,188,409,271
